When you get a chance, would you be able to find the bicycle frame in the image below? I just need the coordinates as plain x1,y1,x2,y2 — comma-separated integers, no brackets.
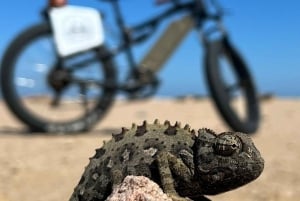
44,0,225,91
108,0,222,69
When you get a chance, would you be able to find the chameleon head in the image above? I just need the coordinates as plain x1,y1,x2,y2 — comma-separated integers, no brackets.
193,128,264,195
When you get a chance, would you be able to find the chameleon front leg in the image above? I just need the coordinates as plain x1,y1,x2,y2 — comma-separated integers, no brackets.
156,151,193,201
111,169,124,185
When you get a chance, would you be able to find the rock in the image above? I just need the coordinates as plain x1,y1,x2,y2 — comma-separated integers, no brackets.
106,176,173,201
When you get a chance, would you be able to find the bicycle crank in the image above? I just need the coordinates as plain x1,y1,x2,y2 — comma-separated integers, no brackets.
121,69,160,99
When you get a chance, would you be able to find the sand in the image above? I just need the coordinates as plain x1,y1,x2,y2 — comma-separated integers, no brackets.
0,98,299,201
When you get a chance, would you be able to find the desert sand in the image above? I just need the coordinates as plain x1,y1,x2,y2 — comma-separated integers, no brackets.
0,97,299,201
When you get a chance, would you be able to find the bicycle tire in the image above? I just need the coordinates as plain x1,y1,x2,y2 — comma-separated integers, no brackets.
205,37,260,134
0,23,117,133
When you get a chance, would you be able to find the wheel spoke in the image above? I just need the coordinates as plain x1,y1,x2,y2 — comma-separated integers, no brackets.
79,84,89,113
226,82,240,93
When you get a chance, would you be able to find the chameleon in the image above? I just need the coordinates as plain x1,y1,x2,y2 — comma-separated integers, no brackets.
69,120,264,201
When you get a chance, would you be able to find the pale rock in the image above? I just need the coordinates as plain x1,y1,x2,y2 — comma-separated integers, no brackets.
106,175,173,201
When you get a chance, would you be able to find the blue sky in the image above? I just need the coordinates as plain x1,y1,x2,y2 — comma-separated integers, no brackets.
0,0,299,97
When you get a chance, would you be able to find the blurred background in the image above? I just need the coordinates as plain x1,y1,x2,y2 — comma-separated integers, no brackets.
0,1,299,201
0,0,299,98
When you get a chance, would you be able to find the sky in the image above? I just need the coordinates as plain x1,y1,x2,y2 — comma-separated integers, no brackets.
0,0,299,97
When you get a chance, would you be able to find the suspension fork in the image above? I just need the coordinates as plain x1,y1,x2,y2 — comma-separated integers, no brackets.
110,0,138,71
191,0,228,46
196,17,228,50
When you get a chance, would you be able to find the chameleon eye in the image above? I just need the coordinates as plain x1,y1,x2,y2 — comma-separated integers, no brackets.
214,134,242,156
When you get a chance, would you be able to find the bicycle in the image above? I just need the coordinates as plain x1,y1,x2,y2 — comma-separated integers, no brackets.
0,0,260,134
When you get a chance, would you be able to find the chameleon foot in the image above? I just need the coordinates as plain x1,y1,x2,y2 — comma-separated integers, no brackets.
168,193,193,201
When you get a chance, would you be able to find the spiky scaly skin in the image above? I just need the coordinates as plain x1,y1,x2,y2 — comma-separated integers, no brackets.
69,120,264,201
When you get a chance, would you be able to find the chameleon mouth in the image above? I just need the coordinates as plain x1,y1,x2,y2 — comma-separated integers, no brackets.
199,159,264,186
199,167,255,195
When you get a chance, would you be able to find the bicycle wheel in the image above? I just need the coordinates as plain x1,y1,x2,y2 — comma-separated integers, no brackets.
1,23,117,133
205,37,260,134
